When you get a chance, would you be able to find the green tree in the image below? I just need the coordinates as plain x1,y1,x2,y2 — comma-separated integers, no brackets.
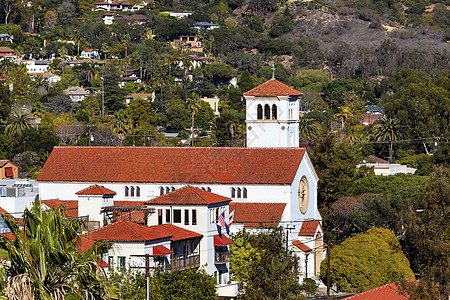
127,98,157,128
293,69,331,92
5,113,33,137
238,70,255,93
0,204,109,299
112,109,132,145
269,8,295,38
187,92,201,146
321,227,415,293
372,118,403,163
298,118,319,140
400,167,449,300
232,227,301,299
163,100,190,129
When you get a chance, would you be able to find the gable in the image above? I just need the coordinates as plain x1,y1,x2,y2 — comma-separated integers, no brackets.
37,146,306,185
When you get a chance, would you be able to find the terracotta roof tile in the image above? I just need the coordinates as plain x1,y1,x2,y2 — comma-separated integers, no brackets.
229,202,286,227
41,199,78,218
37,147,306,185
343,282,410,299
153,223,202,242
86,220,173,242
113,201,146,207
146,186,230,206
292,240,312,252
298,220,322,237
77,237,96,252
76,184,116,196
0,207,12,217
243,79,303,96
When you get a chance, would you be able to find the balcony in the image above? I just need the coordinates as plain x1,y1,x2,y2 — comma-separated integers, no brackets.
215,251,230,264
171,254,200,270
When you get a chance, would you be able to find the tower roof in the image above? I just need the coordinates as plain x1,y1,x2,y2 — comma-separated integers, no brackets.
243,79,303,97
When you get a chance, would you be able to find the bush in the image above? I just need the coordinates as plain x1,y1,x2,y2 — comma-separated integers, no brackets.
320,228,415,293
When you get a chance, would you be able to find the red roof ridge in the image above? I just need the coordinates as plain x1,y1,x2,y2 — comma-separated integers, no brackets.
76,184,116,196
243,79,303,96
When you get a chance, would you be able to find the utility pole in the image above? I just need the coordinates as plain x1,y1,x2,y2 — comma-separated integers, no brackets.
327,243,331,299
101,68,104,117
130,254,151,300
285,225,295,255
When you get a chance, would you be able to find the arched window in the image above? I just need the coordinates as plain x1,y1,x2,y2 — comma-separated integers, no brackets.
171,187,175,192
136,186,140,197
202,187,206,191
206,187,211,192
257,104,263,120
166,187,170,194
272,104,277,119
125,186,129,197
237,188,241,198
243,188,247,198
130,186,135,197
231,188,236,198
264,104,270,120
160,187,164,196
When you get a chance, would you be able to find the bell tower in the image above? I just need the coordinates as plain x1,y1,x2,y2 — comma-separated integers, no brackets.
244,77,302,148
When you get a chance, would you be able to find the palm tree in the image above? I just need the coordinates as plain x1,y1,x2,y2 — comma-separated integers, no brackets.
372,117,403,163
30,74,49,94
112,109,132,145
299,118,319,140
5,113,33,136
187,93,201,146
0,203,110,299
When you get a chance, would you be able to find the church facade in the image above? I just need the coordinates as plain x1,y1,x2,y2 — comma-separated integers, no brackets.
37,78,324,283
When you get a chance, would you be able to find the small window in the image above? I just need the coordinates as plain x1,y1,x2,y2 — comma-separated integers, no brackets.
160,187,164,196
192,209,197,225
166,209,170,223
5,167,13,178
264,104,270,120
237,188,241,198
272,104,277,119
184,209,189,225
231,188,235,198
130,186,135,197
243,188,247,198
257,104,263,120
158,209,162,225
206,187,211,192
171,187,175,192
118,256,126,271
125,186,129,197
108,256,113,266
166,187,170,194
136,186,140,197
173,210,181,223
202,187,205,191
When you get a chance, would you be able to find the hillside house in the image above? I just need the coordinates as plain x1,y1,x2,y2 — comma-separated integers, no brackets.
0,47,16,60
0,160,19,180
172,36,203,53
0,34,13,43
81,49,99,59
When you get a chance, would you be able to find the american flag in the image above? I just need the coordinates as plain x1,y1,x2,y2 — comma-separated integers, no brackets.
218,211,226,229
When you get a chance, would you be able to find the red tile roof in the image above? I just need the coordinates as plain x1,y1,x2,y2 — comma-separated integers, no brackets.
113,201,146,207
145,186,230,206
153,245,174,256
41,199,78,218
368,155,389,164
87,220,173,242
243,79,303,96
77,237,96,252
214,234,233,246
229,202,286,227
97,258,110,268
153,223,202,242
76,184,116,196
0,160,16,168
37,147,306,185
298,220,322,237
292,240,311,252
342,282,409,299
0,207,12,217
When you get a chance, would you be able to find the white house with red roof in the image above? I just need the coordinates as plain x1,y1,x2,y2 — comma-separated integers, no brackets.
146,185,233,286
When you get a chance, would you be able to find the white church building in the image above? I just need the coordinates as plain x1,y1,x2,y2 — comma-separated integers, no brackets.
37,77,325,295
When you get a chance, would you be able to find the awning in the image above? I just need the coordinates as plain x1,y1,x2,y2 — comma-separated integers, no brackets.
5,168,13,177
214,234,233,246
153,245,174,256
97,258,110,268
292,240,311,253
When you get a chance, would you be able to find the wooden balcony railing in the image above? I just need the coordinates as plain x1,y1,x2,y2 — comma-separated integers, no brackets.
171,254,200,270
215,251,230,264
